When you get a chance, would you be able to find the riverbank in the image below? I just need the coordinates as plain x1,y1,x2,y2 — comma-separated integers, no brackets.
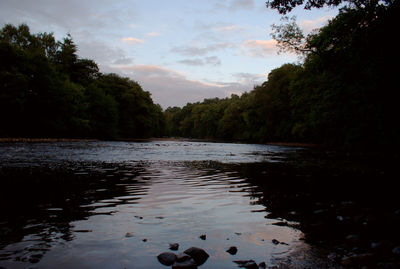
0,137,320,148
0,138,99,143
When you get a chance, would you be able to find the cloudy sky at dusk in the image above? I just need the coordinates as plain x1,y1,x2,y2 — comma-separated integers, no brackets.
0,0,338,108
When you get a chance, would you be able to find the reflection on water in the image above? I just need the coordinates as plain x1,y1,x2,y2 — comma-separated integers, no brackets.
0,140,297,166
0,141,397,268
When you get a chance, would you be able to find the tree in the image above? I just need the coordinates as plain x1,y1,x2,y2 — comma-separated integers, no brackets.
265,0,393,14
1,23,166,139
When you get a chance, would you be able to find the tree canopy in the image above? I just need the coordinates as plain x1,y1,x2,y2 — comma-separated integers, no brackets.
0,24,165,139
165,0,399,150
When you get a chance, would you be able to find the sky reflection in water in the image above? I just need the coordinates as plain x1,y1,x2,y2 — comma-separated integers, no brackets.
0,141,332,269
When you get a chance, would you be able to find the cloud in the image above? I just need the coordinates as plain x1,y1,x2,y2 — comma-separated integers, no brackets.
205,56,221,66
241,39,278,57
171,42,233,56
76,40,129,65
233,72,266,84
178,59,205,66
146,32,161,37
299,15,333,33
214,25,244,33
214,0,255,11
0,0,138,35
112,57,134,65
110,64,262,108
121,37,144,44
230,0,255,10
112,64,227,107
178,56,221,66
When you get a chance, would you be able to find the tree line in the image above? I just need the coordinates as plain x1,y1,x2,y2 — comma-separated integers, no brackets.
0,24,165,139
165,0,399,150
1,0,398,150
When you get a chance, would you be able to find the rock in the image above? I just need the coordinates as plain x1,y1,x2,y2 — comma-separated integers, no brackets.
176,253,192,262
142,238,147,242
183,247,209,265
233,260,258,269
345,234,360,245
341,253,374,268
172,258,198,269
327,252,340,262
392,246,400,256
272,239,280,245
272,221,288,226
376,262,400,269
157,252,177,266
226,246,238,255
199,234,206,240
125,232,134,237
169,243,179,251
258,261,267,269
341,256,355,268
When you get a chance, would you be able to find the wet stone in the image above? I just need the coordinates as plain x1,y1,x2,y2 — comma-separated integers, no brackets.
183,247,209,265
125,232,134,237
169,243,179,251
176,253,191,262
233,260,258,269
392,246,400,256
172,258,198,269
226,246,238,255
157,252,177,266
272,239,280,245
258,261,267,269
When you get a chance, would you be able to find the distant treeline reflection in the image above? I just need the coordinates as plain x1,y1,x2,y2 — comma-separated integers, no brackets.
1,0,398,150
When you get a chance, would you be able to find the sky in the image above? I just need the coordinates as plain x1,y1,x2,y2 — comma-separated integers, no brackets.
0,0,338,108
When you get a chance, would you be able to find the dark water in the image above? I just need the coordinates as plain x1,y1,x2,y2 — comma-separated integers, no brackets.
0,141,399,269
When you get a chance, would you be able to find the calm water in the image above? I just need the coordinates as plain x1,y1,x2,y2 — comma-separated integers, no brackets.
1,140,392,268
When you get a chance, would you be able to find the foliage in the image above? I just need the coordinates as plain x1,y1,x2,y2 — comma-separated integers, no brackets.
0,24,165,139
165,0,399,150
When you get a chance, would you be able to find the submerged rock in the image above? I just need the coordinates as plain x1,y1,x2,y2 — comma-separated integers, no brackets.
233,260,258,269
125,232,134,238
183,247,209,265
199,234,206,240
172,258,198,269
157,252,177,266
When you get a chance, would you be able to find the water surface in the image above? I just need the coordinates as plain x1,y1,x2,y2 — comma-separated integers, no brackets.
2,140,393,268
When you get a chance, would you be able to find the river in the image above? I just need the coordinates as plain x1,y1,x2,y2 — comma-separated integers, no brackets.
0,140,398,268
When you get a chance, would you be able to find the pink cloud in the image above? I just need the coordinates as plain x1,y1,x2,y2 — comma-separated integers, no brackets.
241,39,278,57
121,37,144,44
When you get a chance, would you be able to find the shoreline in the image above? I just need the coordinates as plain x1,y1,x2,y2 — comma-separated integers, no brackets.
0,138,99,143
0,137,320,148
